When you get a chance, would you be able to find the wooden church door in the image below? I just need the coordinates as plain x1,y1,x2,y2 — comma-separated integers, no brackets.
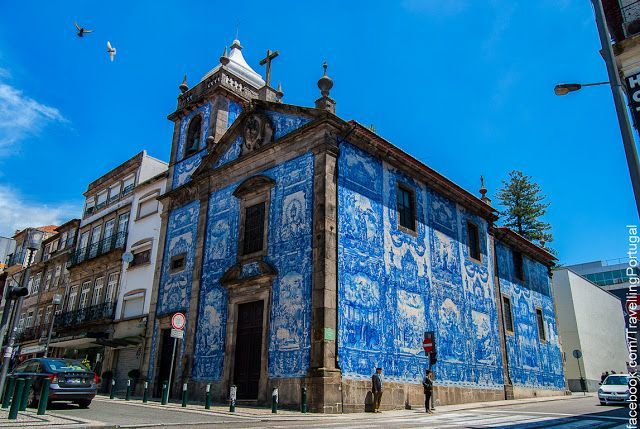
233,300,264,399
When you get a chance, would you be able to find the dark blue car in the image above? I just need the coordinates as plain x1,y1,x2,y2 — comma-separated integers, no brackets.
11,358,98,408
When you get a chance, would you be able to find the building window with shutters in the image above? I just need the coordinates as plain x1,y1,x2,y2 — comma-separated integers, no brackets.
136,191,160,220
121,290,145,319
513,250,525,282
234,175,274,261
242,202,266,255
93,277,104,306
106,273,119,303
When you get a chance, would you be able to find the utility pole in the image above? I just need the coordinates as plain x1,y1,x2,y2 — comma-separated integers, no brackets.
0,251,33,397
592,0,640,218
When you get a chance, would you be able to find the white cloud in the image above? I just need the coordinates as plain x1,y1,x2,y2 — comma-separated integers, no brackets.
0,79,67,155
402,0,468,15
0,185,80,237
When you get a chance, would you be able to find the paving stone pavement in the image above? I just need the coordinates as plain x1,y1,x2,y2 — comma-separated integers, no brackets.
0,407,113,428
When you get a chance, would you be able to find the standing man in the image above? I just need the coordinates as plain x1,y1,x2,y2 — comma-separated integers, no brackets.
371,367,383,413
422,369,433,413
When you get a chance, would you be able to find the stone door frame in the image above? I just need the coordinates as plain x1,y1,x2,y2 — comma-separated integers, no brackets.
221,280,272,403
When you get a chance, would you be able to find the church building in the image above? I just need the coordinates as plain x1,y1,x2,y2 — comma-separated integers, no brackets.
140,39,566,412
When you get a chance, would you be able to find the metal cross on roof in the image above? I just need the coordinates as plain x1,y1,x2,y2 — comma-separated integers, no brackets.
259,49,279,88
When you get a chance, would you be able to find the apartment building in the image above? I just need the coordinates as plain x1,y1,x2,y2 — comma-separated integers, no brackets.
49,151,166,375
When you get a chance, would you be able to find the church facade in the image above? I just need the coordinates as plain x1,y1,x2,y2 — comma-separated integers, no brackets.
140,39,566,412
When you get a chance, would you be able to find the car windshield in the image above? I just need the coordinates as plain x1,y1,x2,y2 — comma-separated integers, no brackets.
42,359,91,373
603,375,630,385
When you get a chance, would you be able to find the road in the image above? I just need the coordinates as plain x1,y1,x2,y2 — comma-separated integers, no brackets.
48,395,633,428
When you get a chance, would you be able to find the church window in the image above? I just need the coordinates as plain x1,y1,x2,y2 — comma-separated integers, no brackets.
397,184,416,232
502,295,514,333
513,250,525,281
535,308,546,342
242,202,266,255
170,253,186,273
184,115,202,158
467,221,481,262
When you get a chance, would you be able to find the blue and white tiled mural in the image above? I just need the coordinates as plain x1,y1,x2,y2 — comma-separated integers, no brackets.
213,111,312,169
156,201,200,315
337,142,505,389
191,152,314,381
172,98,243,189
496,242,565,390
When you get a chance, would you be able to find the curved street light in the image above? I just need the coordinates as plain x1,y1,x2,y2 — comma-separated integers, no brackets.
554,81,609,96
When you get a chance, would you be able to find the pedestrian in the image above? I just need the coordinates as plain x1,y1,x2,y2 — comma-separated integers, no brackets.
600,372,606,383
422,369,433,413
371,367,383,413
604,371,610,380
611,370,617,374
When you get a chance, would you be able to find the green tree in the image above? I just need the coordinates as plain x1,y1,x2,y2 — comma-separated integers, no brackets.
496,170,553,246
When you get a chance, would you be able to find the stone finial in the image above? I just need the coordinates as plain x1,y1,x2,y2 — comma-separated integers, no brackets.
220,46,230,66
479,175,492,205
276,81,284,103
315,61,336,113
179,74,189,94
540,239,546,248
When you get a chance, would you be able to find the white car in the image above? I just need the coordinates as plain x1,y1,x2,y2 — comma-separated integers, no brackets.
598,374,632,405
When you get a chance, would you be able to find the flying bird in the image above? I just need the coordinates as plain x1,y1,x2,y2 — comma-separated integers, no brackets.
107,41,116,62
74,22,93,37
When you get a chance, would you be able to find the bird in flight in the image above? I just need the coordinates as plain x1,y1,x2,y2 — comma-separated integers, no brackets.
107,41,116,62
74,22,93,37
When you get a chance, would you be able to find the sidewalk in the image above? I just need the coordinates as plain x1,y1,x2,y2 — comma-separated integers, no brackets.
0,407,113,428
93,391,596,421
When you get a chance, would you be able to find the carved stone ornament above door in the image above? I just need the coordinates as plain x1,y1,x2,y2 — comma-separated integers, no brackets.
241,113,274,155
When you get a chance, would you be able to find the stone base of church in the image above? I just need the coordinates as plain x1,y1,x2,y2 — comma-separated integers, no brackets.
512,386,566,399
338,379,509,413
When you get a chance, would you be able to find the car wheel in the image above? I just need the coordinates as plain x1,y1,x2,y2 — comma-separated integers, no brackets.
76,400,91,408
600,401,606,406
27,387,38,408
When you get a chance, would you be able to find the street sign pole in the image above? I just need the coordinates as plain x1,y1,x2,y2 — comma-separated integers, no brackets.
167,337,177,401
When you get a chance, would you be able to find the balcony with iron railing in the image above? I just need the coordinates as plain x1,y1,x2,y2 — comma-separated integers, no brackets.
54,301,117,328
16,324,47,342
68,232,127,267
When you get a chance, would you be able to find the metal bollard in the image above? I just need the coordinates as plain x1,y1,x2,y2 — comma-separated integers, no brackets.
2,376,15,409
20,377,33,411
161,381,168,405
125,379,131,401
205,384,211,409
37,379,50,415
301,386,307,413
271,387,278,414
142,381,148,403
109,379,116,399
181,382,188,407
229,384,236,412
8,378,24,420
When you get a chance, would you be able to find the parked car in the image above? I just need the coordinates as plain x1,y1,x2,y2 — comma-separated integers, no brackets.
10,358,98,408
598,374,633,406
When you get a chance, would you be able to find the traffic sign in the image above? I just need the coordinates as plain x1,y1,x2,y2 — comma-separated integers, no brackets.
171,329,184,339
572,349,582,359
423,338,434,353
423,331,435,354
172,312,186,330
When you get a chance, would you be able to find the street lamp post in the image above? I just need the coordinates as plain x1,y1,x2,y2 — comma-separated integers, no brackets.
592,0,640,217
43,294,62,358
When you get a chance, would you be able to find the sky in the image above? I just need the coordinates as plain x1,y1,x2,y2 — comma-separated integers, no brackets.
0,0,637,265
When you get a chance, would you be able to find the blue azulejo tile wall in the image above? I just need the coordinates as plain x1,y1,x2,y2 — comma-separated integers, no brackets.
172,98,243,189
156,200,200,316
191,151,314,381
337,142,504,390
495,242,565,390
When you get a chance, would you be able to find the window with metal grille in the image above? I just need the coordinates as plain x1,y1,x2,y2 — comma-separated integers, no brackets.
502,295,514,333
513,251,525,281
467,221,481,261
397,185,416,231
243,202,266,255
536,308,546,341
